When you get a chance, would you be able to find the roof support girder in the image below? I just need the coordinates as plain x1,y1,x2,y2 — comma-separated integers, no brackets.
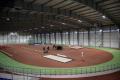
14,0,93,25
74,0,119,25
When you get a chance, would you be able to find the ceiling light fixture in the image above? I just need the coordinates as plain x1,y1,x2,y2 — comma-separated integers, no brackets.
34,28,38,30
9,32,14,36
62,23,66,25
6,18,10,21
99,29,102,32
74,31,77,34
78,20,82,22
117,29,119,32
102,15,106,19
9,32,18,36
29,29,32,30
41,26,45,28
29,35,32,38
50,25,54,27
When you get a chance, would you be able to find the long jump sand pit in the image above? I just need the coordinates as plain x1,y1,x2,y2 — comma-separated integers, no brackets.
0,44,113,68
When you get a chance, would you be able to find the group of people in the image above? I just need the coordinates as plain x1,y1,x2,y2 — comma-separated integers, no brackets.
43,46,49,54
42,44,57,54
52,44,56,49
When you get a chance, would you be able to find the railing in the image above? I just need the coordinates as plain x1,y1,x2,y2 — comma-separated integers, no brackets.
0,63,120,80
0,63,120,75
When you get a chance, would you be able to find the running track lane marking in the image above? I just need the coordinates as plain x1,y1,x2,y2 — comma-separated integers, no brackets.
18,46,43,53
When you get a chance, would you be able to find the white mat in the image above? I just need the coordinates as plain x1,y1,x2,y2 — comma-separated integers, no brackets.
44,55,72,63
70,46,83,49
57,54,67,58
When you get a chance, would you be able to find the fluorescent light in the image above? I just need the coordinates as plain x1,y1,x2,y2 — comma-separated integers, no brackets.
66,32,68,34
29,35,32,38
62,23,66,25
6,18,10,21
99,29,102,32
10,32,14,35
50,25,54,27
117,29,119,32
74,31,77,33
14,32,18,35
29,29,32,30
9,32,18,36
41,26,45,28
78,20,82,22
102,15,106,19
34,28,38,30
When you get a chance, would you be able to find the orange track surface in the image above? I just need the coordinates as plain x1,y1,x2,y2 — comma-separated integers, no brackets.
0,44,113,68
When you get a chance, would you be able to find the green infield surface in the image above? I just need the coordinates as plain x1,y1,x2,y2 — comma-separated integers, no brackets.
0,48,120,75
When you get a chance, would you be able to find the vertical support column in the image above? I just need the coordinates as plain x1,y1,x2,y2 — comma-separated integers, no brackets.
1,32,3,45
95,27,96,47
57,33,58,44
36,33,38,44
34,33,36,43
3,32,5,45
88,27,90,47
54,32,56,44
101,27,104,47
24,33,25,44
118,25,120,48
40,33,41,44
109,26,111,48
0,32,2,45
38,33,40,44
49,33,51,44
83,30,84,47
26,33,28,44
18,32,20,44
44,33,46,44
27,32,30,44
7,32,8,44
77,29,79,46
34,34,36,44
16,32,17,44
60,32,63,45
64,32,67,45
73,31,74,45
37,33,39,43
64,32,66,45
40,34,42,44
68,31,70,45
1,32,2,44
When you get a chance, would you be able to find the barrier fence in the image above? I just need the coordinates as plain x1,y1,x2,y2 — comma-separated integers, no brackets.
0,63,120,75
0,47,120,79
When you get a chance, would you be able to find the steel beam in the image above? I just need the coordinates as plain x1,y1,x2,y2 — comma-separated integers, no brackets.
14,0,93,25
74,0,118,25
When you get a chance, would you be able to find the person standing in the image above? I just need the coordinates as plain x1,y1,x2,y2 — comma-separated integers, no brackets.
47,46,49,50
81,51,85,62
53,44,56,49
43,47,45,53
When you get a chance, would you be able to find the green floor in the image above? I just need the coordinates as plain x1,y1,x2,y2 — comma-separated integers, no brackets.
0,48,120,75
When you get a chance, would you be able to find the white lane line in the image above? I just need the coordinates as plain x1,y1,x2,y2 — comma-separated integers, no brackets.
0,50,13,57
20,47,42,53
44,55,72,63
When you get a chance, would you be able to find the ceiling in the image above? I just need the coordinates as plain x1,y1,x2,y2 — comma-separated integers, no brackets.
0,0,120,33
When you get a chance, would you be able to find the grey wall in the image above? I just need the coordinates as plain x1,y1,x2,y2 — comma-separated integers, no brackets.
0,26,119,48
42,26,119,48
0,32,31,45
